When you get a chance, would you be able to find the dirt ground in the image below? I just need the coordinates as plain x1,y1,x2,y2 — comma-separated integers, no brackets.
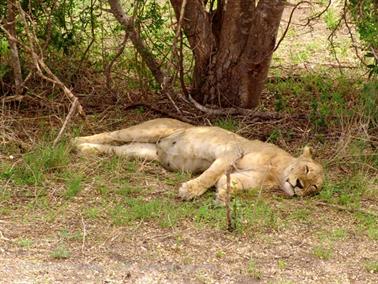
1,209,377,283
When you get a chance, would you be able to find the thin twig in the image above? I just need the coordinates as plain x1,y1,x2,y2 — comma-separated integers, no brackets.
225,167,234,232
81,215,87,253
53,98,78,146
304,0,332,26
105,32,129,91
274,1,311,52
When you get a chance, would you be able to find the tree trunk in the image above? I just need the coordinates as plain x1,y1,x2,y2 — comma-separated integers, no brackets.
171,0,285,108
4,0,22,96
108,0,285,109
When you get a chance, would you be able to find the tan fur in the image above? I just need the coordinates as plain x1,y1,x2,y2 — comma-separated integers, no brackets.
73,118,324,203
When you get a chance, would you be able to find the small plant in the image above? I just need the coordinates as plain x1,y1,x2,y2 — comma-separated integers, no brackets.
164,171,191,186
17,238,33,248
289,208,312,223
277,259,287,270
312,244,333,260
116,183,140,197
215,250,225,259
330,228,347,241
358,213,378,240
51,245,71,259
267,129,281,143
324,8,340,30
213,117,239,132
247,259,262,279
364,260,378,273
85,207,101,219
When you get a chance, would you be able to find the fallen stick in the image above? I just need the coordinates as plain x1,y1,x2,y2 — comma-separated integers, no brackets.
315,201,378,217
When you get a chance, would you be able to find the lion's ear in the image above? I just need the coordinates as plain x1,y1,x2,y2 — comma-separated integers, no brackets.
301,146,313,159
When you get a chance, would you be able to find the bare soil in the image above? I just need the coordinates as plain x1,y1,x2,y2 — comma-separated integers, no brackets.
1,204,377,283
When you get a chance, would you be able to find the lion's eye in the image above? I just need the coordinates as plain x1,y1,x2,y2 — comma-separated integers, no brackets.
305,165,309,174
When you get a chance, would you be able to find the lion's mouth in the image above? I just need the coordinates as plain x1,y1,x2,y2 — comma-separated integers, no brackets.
283,181,295,196
283,179,305,197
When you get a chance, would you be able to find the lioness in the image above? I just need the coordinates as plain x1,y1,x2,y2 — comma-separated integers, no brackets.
73,118,324,203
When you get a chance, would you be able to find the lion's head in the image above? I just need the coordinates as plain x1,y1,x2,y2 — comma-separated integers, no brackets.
281,146,324,197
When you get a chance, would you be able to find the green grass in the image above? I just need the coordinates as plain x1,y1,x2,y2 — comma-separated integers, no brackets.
0,143,70,186
213,117,239,132
355,213,378,240
84,207,102,220
277,259,287,270
51,245,71,259
323,8,340,30
110,198,195,227
319,174,368,208
288,208,312,223
364,260,378,273
59,229,82,241
17,238,33,249
64,174,82,199
312,244,333,260
164,171,191,186
247,259,262,279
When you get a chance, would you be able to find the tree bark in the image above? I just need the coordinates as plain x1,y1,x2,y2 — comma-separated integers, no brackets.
171,0,285,108
4,0,22,96
170,0,216,95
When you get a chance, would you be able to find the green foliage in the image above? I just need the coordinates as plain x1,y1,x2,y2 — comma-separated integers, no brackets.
359,81,378,126
277,259,287,270
349,0,378,76
0,38,10,77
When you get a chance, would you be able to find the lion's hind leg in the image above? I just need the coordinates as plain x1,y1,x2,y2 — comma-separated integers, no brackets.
73,118,192,146
76,143,158,161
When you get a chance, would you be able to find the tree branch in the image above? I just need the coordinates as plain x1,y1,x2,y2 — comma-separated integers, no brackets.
107,0,167,85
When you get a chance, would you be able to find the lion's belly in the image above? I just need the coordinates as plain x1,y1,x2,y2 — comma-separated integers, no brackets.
157,150,212,173
156,130,215,173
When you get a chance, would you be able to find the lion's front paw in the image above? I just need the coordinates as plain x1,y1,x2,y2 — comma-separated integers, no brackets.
178,180,205,200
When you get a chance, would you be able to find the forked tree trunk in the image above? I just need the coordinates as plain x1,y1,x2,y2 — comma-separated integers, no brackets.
108,0,285,109
171,0,285,108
